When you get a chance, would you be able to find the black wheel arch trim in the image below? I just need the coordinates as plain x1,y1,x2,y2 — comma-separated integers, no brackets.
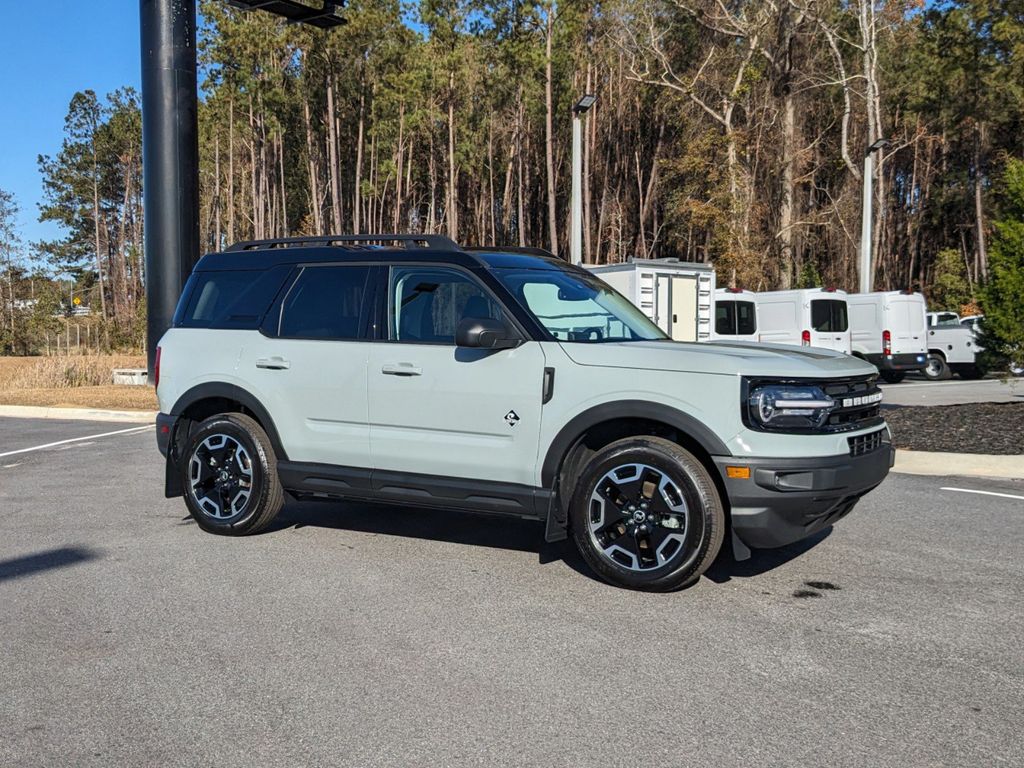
169,383,289,462
540,400,731,488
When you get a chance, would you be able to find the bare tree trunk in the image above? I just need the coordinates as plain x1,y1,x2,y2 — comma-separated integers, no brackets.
326,76,343,234
304,99,323,234
447,68,458,240
973,122,988,283
354,86,366,233
778,90,796,289
543,5,558,256
228,96,235,243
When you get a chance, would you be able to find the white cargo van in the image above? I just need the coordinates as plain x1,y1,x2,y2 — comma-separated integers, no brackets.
755,289,853,354
847,291,928,383
711,288,758,342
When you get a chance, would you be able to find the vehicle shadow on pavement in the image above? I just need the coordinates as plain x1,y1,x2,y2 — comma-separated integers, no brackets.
264,500,831,586
0,546,98,584
703,528,832,584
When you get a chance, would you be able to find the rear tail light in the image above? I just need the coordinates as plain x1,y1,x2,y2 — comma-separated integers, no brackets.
882,330,891,355
154,346,162,390
801,330,811,346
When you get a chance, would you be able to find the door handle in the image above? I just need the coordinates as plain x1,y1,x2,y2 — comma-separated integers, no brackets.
256,357,290,370
381,363,422,377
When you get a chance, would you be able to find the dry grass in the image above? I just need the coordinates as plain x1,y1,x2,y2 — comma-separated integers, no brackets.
0,355,146,390
0,356,155,411
0,385,158,411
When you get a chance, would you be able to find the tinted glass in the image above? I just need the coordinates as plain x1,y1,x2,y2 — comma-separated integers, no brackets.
391,267,504,344
180,270,262,326
811,299,848,332
279,265,370,339
715,302,736,335
736,301,757,334
492,268,667,343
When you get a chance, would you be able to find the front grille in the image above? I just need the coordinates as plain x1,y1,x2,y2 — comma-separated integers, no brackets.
848,429,885,457
823,378,883,432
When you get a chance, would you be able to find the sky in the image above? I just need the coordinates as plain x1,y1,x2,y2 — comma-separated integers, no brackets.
0,2,142,248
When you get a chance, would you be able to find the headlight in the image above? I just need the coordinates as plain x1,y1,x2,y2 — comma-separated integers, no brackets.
747,384,835,431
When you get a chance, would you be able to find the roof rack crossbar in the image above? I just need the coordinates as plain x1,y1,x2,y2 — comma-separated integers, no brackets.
225,234,461,252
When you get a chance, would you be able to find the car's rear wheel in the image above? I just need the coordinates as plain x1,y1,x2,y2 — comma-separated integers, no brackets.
880,370,905,384
181,413,284,535
923,353,952,381
569,436,724,592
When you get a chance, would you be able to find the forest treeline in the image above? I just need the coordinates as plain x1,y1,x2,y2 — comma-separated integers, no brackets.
2,0,1022,354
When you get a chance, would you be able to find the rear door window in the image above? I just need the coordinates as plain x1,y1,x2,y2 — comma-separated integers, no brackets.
715,301,736,335
278,265,372,340
811,299,849,332
715,300,756,335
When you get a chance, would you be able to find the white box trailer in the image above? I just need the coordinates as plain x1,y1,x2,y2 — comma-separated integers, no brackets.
586,259,716,342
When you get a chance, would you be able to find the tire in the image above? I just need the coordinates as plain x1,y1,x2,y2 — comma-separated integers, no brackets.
880,370,905,384
923,353,952,381
180,413,284,535
957,365,984,380
569,436,725,592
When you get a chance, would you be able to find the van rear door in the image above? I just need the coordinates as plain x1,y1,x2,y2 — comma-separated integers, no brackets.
888,296,926,355
809,298,852,353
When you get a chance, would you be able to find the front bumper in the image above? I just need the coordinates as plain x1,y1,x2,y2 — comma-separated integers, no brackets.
866,352,927,372
714,437,894,549
156,412,175,457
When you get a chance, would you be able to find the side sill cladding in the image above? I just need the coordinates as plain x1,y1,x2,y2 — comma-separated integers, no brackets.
539,400,732,543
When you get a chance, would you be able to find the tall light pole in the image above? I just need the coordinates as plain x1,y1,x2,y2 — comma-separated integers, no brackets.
859,138,889,293
570,94,596,266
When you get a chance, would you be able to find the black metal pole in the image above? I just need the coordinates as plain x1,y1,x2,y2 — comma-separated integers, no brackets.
141,0,199,375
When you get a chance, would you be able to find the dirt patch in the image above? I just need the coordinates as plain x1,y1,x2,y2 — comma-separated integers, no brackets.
0,385,157,411
885,402,1024,455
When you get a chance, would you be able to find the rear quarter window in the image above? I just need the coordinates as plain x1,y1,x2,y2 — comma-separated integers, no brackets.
175,267,291,329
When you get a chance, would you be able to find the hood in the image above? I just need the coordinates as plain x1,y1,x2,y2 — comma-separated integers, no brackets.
559,340,878,379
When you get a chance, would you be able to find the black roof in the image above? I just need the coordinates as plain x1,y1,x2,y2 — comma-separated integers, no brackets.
195,235,577,273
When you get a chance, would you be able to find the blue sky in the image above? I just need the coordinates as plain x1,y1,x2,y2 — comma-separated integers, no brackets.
0,2,141,247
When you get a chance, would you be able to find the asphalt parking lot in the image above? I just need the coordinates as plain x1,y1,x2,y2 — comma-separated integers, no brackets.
1,417,1022,767
878,376,1024,406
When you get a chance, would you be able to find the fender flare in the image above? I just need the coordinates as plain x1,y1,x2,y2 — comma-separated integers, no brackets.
541,400,731,488
169,382,289,461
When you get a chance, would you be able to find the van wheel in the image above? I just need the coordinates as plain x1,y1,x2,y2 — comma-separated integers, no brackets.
957,364,984,380
181,413,284,535
880,371,905,384
569,436,724,592
923,353,952,381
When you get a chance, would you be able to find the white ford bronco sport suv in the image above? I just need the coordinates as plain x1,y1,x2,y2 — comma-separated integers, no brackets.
155,235,893,591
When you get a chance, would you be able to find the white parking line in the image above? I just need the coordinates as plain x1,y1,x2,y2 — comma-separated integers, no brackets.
0,426,150,459
941,487,1024,501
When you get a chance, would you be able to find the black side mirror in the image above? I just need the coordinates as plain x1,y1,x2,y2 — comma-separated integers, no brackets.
456,317,521,349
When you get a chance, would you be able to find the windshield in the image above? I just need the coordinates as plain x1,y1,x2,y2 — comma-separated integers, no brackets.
492,268,668,343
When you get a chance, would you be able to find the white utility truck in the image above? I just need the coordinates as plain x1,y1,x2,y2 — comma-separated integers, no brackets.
711,288,759,342
846,291,928,383
755,289,853,354
924,312,983,380
586,259,716,342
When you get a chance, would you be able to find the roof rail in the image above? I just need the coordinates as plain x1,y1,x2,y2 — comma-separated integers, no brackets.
224,234,461,252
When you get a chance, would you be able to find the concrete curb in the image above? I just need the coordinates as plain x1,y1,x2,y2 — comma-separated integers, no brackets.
893,449,1024,480
0,404,156,424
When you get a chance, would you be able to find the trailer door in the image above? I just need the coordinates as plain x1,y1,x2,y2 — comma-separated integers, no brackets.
663,274,698,341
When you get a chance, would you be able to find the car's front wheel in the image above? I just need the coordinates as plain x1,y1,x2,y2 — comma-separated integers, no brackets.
880,370,905,384
181,413,284,535
569,437,725,591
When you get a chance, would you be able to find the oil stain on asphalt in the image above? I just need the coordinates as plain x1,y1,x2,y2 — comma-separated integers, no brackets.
792,580,841,598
